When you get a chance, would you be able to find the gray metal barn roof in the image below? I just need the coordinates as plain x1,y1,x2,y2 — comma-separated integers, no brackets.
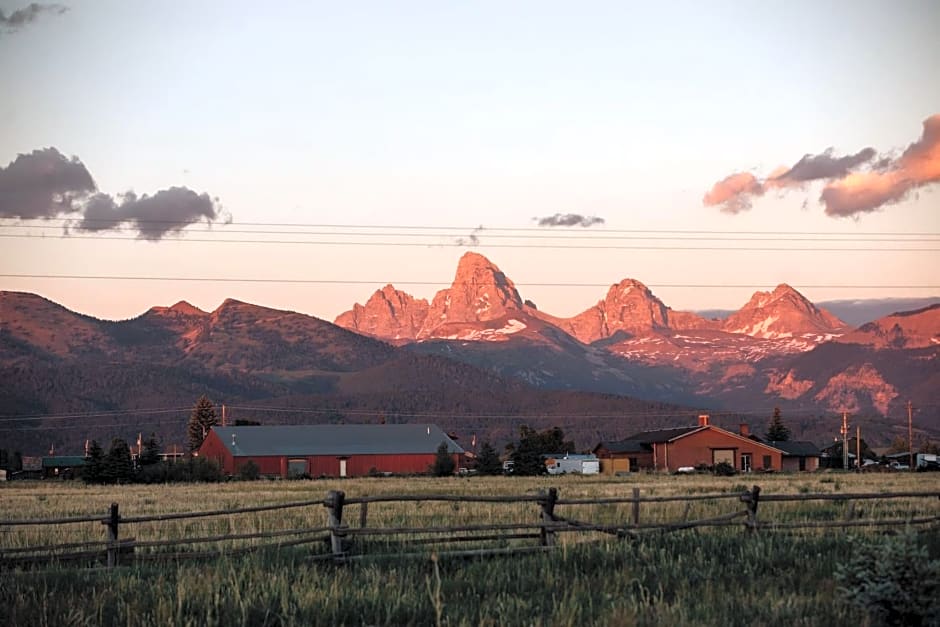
211,424,464,457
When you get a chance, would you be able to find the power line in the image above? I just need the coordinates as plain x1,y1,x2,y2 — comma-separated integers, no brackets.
3,223,937,242
1,233,936,251
5,217,938,237
1,273,937,289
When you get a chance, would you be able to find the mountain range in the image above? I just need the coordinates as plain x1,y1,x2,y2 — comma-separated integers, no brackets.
1,252,937,454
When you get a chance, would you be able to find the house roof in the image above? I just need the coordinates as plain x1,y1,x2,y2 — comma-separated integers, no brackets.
770,441,820,456
41,456,86,467
208,425,464,457
622,427,703,444
596,439,650,454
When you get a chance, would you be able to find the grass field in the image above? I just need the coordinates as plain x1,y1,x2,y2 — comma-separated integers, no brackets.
2,472,939,626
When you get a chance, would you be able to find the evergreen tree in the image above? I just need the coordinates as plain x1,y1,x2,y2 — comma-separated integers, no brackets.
476,442,503,475
431,441,456,476
104,438,134,483
510,425,575,476
765,407,791,442
140,433,161,466
188,395,218,451
83,440,105,484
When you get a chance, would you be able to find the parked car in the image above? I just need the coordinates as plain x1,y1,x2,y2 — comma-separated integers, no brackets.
889,461,910,470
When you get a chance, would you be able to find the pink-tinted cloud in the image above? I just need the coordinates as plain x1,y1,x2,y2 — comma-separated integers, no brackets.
702,172,764,213
704,114,940,217
821,115,940,216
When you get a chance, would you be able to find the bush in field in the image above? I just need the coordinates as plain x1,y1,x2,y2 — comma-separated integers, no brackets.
836,532,940,626
237,461,261,480
713,462,736,476
136,458,223,484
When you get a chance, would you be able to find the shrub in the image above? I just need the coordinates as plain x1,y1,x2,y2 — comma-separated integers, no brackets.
714,461,736,476
237,461,261,481
835,532,940,626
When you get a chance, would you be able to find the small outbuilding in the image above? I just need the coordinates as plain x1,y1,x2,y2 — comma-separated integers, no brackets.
198,424,464,478
41,456,85,479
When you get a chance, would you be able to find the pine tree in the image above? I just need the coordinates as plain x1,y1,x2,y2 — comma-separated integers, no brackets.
432,441,456,476
188,395,218,451
140,433,161,466
476,442,503,475
104,438,134,484
765,407,791,442
83,440,105,484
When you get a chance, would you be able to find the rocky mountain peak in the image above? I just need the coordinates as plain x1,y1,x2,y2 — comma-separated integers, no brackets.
334,284,429,341
418,253,524,334
724,284,846,339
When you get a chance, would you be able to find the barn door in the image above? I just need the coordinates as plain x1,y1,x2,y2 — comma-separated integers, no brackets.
339,459,347,478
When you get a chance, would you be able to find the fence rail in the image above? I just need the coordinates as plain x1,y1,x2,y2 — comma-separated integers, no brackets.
2,486,938,568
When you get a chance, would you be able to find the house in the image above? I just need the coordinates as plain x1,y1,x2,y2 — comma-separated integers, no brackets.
593,438,653,474
766,440,820,471
41,456,85,479
595,416,818,473
197,424,464,478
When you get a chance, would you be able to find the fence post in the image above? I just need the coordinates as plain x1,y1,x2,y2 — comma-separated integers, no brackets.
745,485,761,532
103,502,120,567
359,501,368,528
324,490,346,559
538,488,558,547
632,487,641,526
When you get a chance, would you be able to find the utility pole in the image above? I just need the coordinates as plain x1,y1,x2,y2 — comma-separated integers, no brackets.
856,426,861,471
222,404,226,427
841,412,849,470
907,401,914,471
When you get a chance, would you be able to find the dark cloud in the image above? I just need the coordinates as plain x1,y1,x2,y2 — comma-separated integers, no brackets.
455,225,484,246
0,3,68,33
704,113,940,218
78,188,221,240
536,213,606,227
0,146,225,239
772,147,876,184
0,148,95,218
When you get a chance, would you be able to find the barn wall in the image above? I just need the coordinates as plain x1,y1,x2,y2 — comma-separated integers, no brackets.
657,429,783,472
782,456,819,472
227,453,459,478
197,431,234,474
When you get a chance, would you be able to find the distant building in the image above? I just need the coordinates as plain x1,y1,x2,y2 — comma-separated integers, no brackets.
41,456,86,479
198,424,464,478
595,415,819,473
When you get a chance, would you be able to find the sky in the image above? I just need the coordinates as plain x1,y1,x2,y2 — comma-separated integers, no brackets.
1,0,938,321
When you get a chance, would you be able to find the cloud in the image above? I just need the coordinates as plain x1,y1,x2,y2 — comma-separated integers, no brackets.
0,3,68,33
704,114,940,218
821,115,940,216
702,172,764,214
78,188,222,240
0,148,95,218
535,213,606,227
0,146,225,239
773,147,876,184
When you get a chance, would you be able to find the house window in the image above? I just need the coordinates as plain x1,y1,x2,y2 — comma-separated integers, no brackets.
629,457,638,471
762,455,772,470
799,457,806,471
712,449,734,466
740,453,752,473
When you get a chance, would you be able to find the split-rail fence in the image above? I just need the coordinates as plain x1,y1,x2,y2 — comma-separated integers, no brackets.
2,485,938,569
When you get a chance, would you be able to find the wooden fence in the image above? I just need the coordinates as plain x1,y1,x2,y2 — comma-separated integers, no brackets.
2,486,938,568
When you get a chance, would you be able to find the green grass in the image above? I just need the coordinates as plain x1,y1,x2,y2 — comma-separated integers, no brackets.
1,473,938,626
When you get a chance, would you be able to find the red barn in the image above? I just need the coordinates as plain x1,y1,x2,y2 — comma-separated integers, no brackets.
198,424,464,478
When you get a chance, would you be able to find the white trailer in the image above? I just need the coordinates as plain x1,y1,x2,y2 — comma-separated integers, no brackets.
544,454,600,475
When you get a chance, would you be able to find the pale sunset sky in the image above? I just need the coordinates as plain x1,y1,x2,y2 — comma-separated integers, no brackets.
1,0,938,321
